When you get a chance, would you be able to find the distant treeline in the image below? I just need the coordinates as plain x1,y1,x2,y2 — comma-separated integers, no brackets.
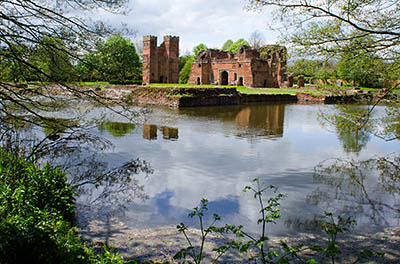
0,35,142,84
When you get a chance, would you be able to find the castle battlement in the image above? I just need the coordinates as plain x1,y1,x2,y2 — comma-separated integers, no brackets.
142,35,179,85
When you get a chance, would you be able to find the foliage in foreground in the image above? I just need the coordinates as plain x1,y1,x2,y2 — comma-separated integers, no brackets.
174,179,383,264
0,149,128,264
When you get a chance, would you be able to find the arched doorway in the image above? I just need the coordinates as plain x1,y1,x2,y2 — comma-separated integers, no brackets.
220,71,228,85
196,77,201,85
160,76,164,83
238,77,244,86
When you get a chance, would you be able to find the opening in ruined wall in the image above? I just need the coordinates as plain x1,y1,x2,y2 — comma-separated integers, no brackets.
263,80,267,87
210,72,214,83
196,77,201,85
220,71,228,85
238,77,244,86
160,76,165,83
234,73,237,81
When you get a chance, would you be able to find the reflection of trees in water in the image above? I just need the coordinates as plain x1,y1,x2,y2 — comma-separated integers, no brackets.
0,117,153,222
309,155,400,228
318,104,371,153
284,215,325,233
98,121,136,138
378,105,400,141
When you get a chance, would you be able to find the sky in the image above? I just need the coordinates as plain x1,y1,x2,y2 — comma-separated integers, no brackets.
96,0,279,54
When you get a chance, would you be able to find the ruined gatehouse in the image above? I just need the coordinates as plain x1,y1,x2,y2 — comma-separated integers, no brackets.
142,35,289,88
142,35,179,85
189,45,287,88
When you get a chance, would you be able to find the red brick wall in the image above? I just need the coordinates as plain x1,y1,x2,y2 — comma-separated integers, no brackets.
189,45,287,88
142,36,179,84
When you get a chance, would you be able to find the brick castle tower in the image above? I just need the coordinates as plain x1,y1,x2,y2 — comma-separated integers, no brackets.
142,36,179,84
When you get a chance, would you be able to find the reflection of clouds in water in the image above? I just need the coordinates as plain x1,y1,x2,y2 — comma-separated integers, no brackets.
77,103,400,235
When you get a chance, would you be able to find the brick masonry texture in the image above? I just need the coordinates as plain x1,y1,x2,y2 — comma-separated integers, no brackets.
142,36,179,85
188,45,287,88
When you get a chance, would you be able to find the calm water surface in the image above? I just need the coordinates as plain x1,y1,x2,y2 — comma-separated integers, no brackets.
74,102,400,236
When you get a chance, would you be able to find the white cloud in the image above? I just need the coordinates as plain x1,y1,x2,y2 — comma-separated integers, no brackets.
96,0,279,53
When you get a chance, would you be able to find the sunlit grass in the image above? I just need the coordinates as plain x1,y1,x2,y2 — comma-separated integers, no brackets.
235,86,323,95
75,81,110,86
148,83,234,88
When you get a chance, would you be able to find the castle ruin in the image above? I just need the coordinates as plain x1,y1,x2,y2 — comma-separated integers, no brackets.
189,45,287,88
142,35,289,88
142,35,179,85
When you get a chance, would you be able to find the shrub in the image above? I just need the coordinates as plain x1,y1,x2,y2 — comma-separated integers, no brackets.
0,149,127,264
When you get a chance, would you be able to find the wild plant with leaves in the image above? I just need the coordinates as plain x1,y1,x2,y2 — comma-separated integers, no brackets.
175,178,383,263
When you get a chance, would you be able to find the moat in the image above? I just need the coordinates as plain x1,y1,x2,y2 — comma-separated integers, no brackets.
67,102,400,240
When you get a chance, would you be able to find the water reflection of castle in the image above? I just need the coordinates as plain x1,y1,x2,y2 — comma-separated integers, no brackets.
178,103,286,139
234,104,284,138
142,124,179,141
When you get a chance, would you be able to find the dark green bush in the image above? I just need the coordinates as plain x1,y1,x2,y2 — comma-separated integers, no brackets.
0,149,127,264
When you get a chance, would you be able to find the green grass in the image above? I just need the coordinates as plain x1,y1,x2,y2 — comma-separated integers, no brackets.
149,83,324,96
75,81,110,86
148,83,234,88
236,86,323,95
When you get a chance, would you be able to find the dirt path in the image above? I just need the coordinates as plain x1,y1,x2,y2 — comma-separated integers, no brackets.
78,218,400,263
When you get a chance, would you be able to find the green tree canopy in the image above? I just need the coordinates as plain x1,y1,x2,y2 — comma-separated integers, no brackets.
29,36,75,82
221,40,234,51
0,0,130,127
77,35,141,82
247,0,400,62
227,39,250,53
337,53,385,87
0,45,31,82
98,35,141,82
179,54,193,73
288,59,324,77
179,56,195,84
193,43,208,57
288,58,337,82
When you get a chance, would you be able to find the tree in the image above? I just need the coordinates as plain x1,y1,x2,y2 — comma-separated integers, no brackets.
0,44,32,82
246,0,400,62
227,39,250,53
0,0,130,124
76,52,103,81
248,30,265,49
29,36,76,82
179,54,193,73
179,56,195,84
288,59,324,77
77,35,141,82
221,40,234,51
193,43,208,57
337,53,385,87
99,35,141,82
